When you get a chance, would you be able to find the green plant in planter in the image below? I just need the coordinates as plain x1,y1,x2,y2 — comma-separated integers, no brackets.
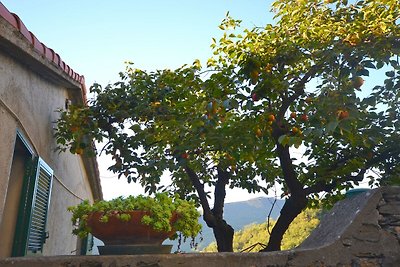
68,193,202,242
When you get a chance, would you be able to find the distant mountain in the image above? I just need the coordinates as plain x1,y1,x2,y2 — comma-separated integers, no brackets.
170,196,285,252
223,197,284,231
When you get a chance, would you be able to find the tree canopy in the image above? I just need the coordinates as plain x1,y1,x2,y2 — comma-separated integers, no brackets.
56,0,400,251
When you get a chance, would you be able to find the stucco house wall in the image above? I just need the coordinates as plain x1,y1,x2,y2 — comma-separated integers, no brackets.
0,3,102,258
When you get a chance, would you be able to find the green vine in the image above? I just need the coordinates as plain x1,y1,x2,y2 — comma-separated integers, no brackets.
68,193,202,242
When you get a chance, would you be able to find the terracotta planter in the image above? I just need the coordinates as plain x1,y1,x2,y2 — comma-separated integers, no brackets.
87,211,178,246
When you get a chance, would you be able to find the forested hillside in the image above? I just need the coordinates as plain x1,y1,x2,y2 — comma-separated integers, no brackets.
203,208,320,252
172,197,285,251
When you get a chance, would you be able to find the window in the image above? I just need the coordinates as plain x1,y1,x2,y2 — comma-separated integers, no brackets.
12,133,53,256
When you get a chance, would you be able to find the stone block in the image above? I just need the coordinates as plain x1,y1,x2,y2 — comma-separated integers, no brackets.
351,257,383,267
382,187,400,200
378,203,400,215
378,214,400,226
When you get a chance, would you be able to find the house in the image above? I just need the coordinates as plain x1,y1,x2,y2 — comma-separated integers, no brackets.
0,3,102,258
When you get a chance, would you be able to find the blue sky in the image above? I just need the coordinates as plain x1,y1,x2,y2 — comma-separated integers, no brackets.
2,1,274,86
2,1,276,201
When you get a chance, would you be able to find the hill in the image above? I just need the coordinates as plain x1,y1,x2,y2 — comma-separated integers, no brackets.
172,196,285,252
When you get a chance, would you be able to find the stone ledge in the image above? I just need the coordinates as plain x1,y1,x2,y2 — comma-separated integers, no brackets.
0,252,291,267
1,187,399,267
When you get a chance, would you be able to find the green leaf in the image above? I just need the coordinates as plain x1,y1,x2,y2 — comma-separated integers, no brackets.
385,71,395,77
362,61,376,69
278,135,289,146
389,60,399,68
193,59,202,69
326,121,339,133
376,61,384,69
356,68,369,76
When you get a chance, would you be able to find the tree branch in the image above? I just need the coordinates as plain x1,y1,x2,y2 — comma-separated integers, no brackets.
266,197,277,235
277,66,317,121
212,167,230,219
304,146,400,195
275,143,304,194
304,168,366,195
184,165,216,226
184,166,211,213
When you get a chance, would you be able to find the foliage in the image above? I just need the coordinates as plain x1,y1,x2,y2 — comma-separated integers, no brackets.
209,0,400,251
56,48,272,252
56,64,269,196
211,0,400,193
57,0,400,251
281,208,320,250
68,192,201,241
203,208,320,252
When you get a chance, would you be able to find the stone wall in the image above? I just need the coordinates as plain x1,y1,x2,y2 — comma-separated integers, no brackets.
378,187,400,247
0,186,399,267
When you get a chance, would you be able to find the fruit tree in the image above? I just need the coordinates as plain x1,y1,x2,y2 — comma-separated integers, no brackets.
56,0,400,251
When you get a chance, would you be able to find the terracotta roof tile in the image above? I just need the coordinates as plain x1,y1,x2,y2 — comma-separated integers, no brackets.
0,3,17,28
44,46,54,62
0,2,87,102
53,52,61,65
30,32,45,54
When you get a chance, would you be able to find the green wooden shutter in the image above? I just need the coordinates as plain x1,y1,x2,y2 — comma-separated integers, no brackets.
26,158,53,254
12,157,53,256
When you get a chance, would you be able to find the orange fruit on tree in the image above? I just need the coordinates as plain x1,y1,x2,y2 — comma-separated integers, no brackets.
255,128,263,137
337,109,349,120
300,114,308,122
267,114,276,122
70,126,79,133
264,64,273,73
352,76,364,89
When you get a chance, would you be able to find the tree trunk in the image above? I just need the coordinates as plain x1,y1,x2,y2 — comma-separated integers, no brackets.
260,193,307,252
261,129,307,252
184,165,234,252
209,167,234,252
202,212,235,252
212,218,234,252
